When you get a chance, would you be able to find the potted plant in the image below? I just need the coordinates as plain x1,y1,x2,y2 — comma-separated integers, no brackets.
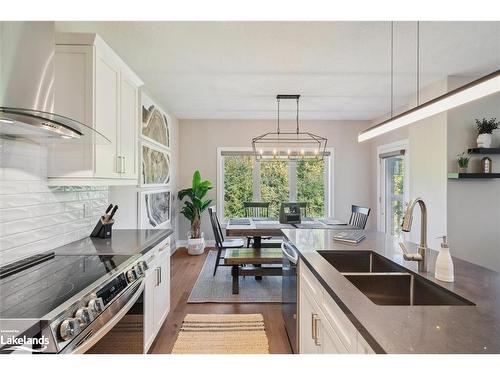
457,152,471,173
475,118,499,148
178,170,213,255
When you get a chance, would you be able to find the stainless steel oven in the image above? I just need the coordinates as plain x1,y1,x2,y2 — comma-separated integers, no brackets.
281,240,299,353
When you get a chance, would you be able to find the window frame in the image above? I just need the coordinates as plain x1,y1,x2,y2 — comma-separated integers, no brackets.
376,139,410,234
217,147,335,223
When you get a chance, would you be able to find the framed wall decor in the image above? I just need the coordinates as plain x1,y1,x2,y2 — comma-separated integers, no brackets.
138,189,171,229
141,92,170,149
141,142,171,186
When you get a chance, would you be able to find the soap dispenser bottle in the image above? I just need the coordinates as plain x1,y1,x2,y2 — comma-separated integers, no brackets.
435,236,454,282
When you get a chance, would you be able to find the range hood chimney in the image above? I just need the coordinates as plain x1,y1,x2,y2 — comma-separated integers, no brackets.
0,22,109,143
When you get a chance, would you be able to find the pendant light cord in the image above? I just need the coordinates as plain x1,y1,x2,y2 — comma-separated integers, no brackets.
390,21,394,118
277,98,280,134
296,97,300,135
416,21,420,106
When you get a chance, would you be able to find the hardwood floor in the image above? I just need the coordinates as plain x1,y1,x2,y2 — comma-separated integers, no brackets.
150,248,292,354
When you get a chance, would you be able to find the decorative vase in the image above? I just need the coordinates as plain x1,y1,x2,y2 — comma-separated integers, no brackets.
458,166,468,174
477,133,492,148
492,128,500,148
187,231,205,255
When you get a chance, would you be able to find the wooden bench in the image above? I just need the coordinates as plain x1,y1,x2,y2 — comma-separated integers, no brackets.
224,248,283,294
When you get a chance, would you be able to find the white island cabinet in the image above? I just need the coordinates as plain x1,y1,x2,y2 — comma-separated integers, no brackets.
143,237,171,353
48,32,143,185
299,262,375,354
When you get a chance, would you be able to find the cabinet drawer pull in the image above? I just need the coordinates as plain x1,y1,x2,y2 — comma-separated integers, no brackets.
121,156,126,173
312,313,321,346
155,267,160,287
158,243,169,253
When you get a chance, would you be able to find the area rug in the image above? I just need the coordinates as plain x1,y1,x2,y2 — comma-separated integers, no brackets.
171,314,269,354
187,251,282,303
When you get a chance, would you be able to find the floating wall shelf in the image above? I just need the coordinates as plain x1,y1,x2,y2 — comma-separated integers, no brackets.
467,148,500,154
448,172,500,179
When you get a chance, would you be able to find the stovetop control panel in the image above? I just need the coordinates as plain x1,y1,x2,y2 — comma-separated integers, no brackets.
97,273,129,306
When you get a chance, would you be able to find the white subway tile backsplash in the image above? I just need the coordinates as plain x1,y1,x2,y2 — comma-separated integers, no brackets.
0,184,109,265
0,139,110,265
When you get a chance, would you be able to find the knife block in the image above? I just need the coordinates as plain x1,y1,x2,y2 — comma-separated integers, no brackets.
90,217,114,238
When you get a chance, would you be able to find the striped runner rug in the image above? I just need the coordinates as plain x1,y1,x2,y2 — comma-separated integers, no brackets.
171,314,270,354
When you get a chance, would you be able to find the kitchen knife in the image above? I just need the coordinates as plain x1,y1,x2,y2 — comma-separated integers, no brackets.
105,204,113,214
108,205,119,221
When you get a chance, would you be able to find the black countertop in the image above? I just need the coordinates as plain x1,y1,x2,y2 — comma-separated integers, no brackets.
282,229,500,354
53,229,173,256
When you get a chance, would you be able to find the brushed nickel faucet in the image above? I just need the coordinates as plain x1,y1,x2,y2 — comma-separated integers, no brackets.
399,197,427,272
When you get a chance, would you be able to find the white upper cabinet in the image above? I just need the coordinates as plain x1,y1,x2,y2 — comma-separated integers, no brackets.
48,33,143,185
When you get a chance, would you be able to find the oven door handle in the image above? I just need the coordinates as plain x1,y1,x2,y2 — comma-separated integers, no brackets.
65,279,144,354
282,242,299,265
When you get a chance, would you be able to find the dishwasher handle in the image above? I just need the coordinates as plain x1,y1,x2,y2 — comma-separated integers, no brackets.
282,242,299,265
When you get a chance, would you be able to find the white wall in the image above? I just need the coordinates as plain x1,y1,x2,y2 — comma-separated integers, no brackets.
368,77,500,271
446,78,500,272
178,119,372,241
369,80,449,251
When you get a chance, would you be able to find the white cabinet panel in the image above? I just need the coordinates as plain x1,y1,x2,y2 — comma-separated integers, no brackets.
143,264,156,352
299,263,375,354
321,315,349,354
142,237,171,353
95,52,120,178
49,33,143,185
119,76,139,179
357,332,375,354
299,284,321,354
154,249,170,329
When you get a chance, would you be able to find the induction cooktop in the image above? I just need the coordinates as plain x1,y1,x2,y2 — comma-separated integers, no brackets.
0,251,136,320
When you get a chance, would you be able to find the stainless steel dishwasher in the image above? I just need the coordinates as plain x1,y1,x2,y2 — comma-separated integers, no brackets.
281,240,299,353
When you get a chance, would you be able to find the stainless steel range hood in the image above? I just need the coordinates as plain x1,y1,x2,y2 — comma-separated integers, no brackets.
0,22,109,144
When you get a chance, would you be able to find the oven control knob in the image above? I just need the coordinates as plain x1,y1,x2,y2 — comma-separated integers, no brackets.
126,269,136,283
88,298,104,315
139,260,148,271
133,264,143,277
75,307,93,326
59,318,81,341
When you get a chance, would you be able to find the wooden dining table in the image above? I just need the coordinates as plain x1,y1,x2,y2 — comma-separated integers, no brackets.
225,217,357,247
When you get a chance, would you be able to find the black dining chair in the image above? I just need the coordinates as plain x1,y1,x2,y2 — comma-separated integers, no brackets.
349,205,371,229
208,207,244,276
243,202,270,218
243,202,273,247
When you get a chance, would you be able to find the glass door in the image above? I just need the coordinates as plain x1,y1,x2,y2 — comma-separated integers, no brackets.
380,153,406,235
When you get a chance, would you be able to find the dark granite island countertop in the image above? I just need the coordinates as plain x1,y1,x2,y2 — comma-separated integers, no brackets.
53,229,173,256
282,229,500,354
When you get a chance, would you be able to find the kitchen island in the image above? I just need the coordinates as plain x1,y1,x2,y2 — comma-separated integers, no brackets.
282,229,500,354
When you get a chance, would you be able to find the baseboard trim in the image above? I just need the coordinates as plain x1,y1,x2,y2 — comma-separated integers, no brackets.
175,239,215,251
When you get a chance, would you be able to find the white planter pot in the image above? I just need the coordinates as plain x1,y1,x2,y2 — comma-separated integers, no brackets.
477,133,492,148
492,129,500,148
187,232,205,255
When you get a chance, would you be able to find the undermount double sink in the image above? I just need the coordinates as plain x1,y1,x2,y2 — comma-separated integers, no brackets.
317,251,474,306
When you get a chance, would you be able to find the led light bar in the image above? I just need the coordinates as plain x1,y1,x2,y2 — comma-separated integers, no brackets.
358,70,500,142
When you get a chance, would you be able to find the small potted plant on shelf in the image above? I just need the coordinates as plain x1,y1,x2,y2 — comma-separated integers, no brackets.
475,117,499,148
178,170,213,255
457,152,471,174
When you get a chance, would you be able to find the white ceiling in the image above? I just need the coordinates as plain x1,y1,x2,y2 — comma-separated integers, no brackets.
55,21,500,121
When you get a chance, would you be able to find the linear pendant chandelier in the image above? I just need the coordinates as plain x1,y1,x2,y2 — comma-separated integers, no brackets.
358,21,500,143
358,70,500,142
252,95,327,161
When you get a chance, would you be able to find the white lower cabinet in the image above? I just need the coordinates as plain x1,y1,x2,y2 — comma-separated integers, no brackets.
299,282,322,354
143,238,171,353
299,262,375,354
